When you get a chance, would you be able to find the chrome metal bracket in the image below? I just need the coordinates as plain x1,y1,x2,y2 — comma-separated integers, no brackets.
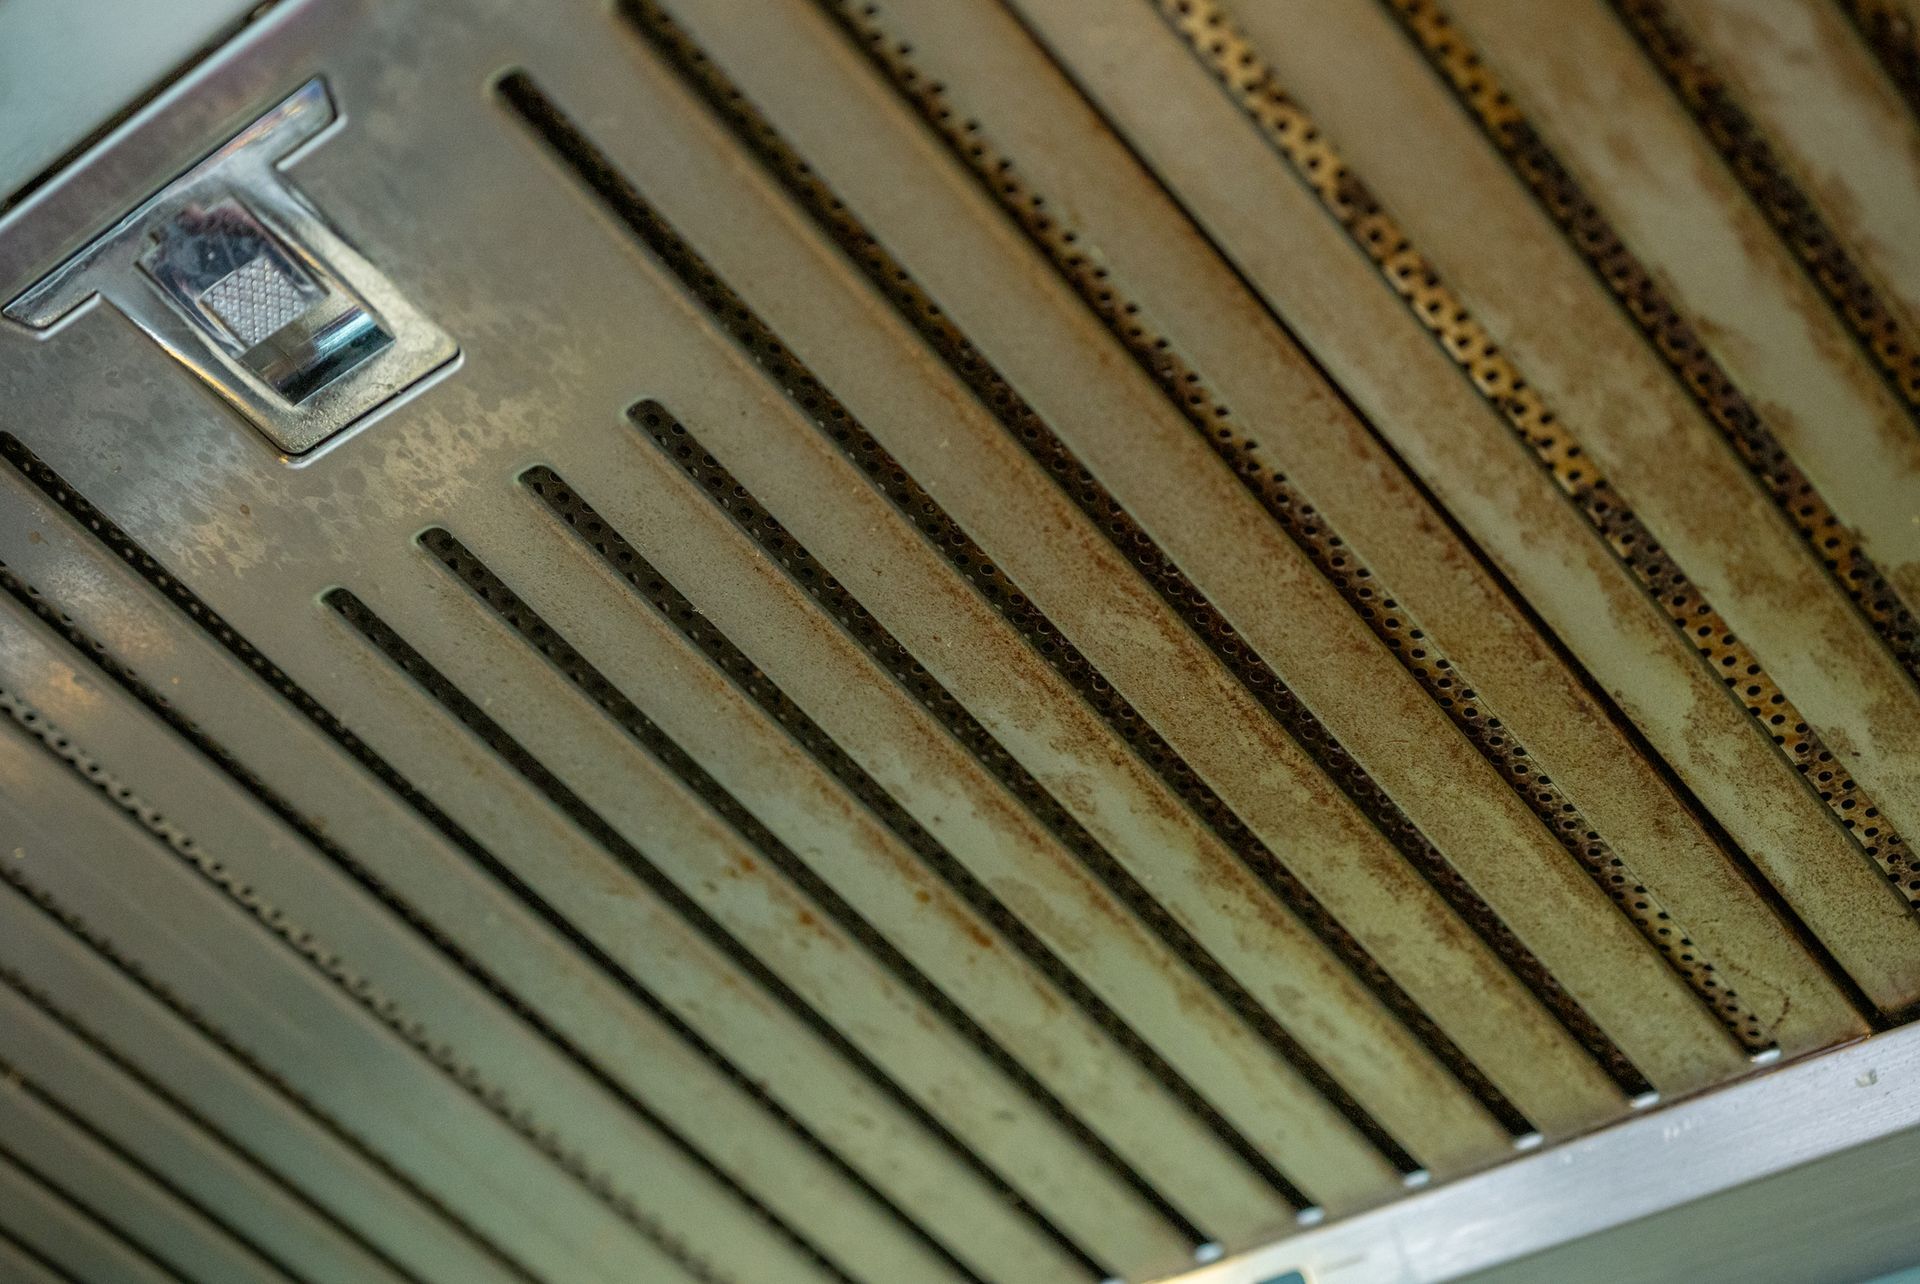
3,79,455,455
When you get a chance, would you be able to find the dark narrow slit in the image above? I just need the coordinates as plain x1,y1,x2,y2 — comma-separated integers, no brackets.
494,61,1646,1099
809,0,1787,1055
1610,0,1920,434
0,439,959,1283
0,1139,195,1284
0,477,840,1284
0,1058,304,1282
0,567,863,1284
417,525,1231,1232
0,966,430,1284
1130,0,1918,1007
513,462,1377,1189
970,0,1890,1031
322,585,1122,1278
1388,1,1920,705
0,1221,87,1284
0,681,728,1282
1841,0,1920,129
0,872,541,1283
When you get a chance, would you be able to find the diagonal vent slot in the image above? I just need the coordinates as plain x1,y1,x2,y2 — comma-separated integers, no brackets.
809,0,1782,1055
322,581,1136,1278
0,842,536,1283
412,525,1259,1233
516,458,1422,1187
0,561,869,1284
0,686,730,1282
0,963,425,1284
492,62,1647,1104
1136,0,1920,945
1611,0,1920,427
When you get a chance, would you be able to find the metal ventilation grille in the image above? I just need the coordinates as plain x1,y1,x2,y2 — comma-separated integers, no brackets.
2,0,1919,1280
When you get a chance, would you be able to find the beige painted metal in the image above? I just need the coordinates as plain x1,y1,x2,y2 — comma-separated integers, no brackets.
0,979,412,1284
1224,0,1920,857
673,0,1759,1103
525,3,1587,1186
5,0,1920,1279
0,481,975,1284
1453,0,1920,693
472,484,1375,1228
618,0,1651,1147
0,612,822,1284
0,1070,287,1284
792,0,1864,1074
0,1142,182,1284
601,0,1587,1173
0,851,546,1284
1005,0,1920,1015
366,570,1194,1275
0,729,705,1284
1679,0,1920,381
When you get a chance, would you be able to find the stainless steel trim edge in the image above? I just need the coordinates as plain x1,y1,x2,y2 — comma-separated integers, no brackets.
1166,1025,1919,1283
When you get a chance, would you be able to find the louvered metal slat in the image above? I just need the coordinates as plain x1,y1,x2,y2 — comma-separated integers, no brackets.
1203,0,1920,866
1448,0,1920,643
3,0,1920,1280
0,472,968,1284
0,1146,180,1284
838,0,1865,1071
0,979,412,1284
0,1067,286,1284
0,854,527,1283
0,711,705,1284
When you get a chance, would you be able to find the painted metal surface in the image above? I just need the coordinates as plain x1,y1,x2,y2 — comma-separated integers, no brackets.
2,0,1919,1281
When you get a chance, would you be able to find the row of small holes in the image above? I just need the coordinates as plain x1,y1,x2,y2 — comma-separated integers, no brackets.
1610,0,1920,415
0,438,737,1281
520,463,1382,1179
1150,0,1920,914
323,573,1115,1277
0,685,717,1277
0,560,840,1284
614,0,1646,1097
816,0,1771,1054
0,870,536,1283
1391,0,1920,700
1842,0,1920,123
0,688,407,1033
1,447,928,1279
415,523,1221,1238
0,961,426,1284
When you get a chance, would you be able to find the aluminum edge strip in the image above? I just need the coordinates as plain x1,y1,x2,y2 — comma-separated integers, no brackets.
1161,1022,1917,1283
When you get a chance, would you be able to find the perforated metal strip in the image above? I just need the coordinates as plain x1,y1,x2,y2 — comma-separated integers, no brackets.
1384,0,1920,699
0,435,984,1284
321,582,1125,1277
0,1133,188,1284
1146,0,1920,919
590,16,1645,1097
411,524,1247,1234
0,686,728,1284
0,1054,296,1281
1842,0,1920,122
0,867,536,1283
0,964,426,1284
515,464,1410,1182
499,60,1592,1129
802,0,1773,1054
1608,0,1920,429
0,558,867,1284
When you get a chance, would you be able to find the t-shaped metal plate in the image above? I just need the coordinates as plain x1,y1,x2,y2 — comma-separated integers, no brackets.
4,79,455,455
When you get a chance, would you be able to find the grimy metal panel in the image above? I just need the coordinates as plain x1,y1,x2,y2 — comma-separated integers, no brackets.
1,0,1918,1280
